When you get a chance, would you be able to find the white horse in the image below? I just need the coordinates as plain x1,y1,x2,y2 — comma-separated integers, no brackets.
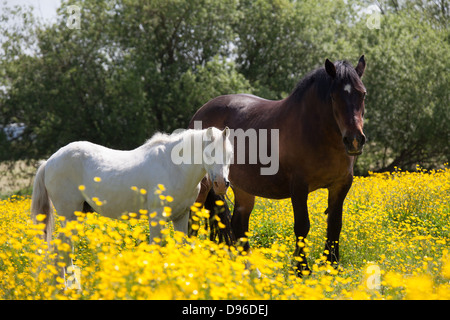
31,126,232,286
31,127,232,244
31,127,231,288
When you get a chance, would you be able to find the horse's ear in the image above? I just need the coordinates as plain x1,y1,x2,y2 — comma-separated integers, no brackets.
325,59,336,78
355,55,366,78
206,127,214,139
223,127,230,138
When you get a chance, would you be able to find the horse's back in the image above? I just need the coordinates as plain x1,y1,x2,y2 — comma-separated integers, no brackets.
49,141,144,168
44,141,141,191
43,140,161,218
190,94,279,129
47,141,109,172
206,93,273,107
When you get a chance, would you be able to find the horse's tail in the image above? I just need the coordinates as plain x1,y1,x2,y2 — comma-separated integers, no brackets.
31,161,54,243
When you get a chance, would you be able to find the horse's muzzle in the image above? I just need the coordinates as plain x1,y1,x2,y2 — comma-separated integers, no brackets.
213,178,230,195
343,133,366,156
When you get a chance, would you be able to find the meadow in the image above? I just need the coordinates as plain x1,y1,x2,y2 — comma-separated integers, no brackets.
0,167,449,300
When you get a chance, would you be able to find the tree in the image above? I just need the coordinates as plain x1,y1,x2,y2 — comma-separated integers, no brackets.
0,0,448,173
115,0,241,132
0,0,251,161
0,0,146,159
234,0,360,99
352,6,449,172
170,56,253,121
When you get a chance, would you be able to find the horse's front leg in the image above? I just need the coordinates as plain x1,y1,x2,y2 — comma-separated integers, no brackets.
324,176,353,267
149,210,163,244
189,177,210,238
172,210,190,236
291,180,310,277
231,186,255,250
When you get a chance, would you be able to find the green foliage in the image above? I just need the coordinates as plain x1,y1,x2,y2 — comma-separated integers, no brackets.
0,0,249,159
171,56,253,124
234,0,360,99
0,0,448,172
115,0,242,132
352,6,450,173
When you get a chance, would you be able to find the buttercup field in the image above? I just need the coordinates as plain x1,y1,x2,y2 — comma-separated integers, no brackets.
1,167,449,300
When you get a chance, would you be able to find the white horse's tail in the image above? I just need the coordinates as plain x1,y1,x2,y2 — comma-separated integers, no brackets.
31,161,54,243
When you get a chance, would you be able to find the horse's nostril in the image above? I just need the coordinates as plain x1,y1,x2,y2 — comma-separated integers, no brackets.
343,136,350,146
225,180,230,187
360,134,366,146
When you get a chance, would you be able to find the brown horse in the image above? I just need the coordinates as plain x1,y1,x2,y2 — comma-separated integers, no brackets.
189,56,367,275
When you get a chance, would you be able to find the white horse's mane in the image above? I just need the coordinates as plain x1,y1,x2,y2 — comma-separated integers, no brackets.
142,129,191,149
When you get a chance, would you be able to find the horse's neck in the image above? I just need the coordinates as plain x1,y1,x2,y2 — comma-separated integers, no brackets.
284,86,340,138
178,160,207,185
169,131,208,185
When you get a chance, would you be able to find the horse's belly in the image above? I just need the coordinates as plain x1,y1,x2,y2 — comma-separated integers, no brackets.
229,166,290,199
82,185,144,218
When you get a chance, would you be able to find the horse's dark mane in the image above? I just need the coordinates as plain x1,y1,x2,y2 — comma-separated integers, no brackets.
290,67,332,102
290,60,365,103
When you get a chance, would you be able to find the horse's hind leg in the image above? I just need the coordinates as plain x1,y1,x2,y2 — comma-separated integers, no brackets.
57,219,81,289
51,200,84,289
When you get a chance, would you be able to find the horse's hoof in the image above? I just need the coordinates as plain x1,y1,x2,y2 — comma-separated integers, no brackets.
294,263,311,278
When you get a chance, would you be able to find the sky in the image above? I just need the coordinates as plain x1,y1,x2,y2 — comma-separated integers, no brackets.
1,0,61,24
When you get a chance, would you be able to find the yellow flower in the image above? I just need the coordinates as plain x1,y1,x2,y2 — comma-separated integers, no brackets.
162,207,172,217
1,168,449,300
442,254,450,279
405,275,435,300
35,214,46,222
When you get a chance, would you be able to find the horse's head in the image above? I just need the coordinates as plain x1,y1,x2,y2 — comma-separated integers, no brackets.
203,127,232,195
325,55,367,156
